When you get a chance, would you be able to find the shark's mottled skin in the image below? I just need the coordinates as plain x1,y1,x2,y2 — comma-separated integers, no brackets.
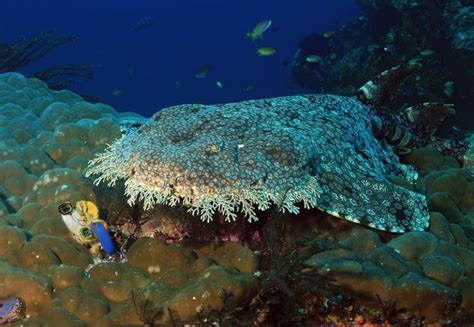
87,64,473,233
87,93,431,233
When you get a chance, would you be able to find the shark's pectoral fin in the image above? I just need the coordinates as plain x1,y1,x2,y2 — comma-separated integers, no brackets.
315,159,429,233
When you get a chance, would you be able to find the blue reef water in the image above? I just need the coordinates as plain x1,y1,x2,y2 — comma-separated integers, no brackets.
0,0,360,116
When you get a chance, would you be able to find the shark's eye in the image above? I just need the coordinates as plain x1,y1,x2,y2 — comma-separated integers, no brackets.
58,202,73,215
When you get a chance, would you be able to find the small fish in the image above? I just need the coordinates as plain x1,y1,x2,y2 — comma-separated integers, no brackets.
420,49,434,57
246,20,272,41
245,85,255,92
282,60,289,66
216,81,223,88
195,65,211,78
128,66,135,76
383,45,394,53
132,17,153,31
305,54,321,63
112,89,123,96
175,81,181,88
323,31,336,38
257,47,276,56
449,125,468,139
271,26,280,33
443,80,454,98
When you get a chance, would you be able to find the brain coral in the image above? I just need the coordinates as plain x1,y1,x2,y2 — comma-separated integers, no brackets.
87,94,429,232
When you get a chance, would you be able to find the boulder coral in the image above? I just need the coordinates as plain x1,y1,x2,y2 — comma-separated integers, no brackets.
0,72,259,325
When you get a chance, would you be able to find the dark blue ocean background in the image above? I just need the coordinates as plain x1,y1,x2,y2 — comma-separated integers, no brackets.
0,0,361,117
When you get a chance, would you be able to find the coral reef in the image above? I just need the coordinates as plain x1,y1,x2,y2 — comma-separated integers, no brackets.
236,145,474,325
291,0,474,131
1,72,474,325
0,73,257,325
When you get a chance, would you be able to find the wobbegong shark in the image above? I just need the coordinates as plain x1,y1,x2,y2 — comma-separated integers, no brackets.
86,62,472,233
